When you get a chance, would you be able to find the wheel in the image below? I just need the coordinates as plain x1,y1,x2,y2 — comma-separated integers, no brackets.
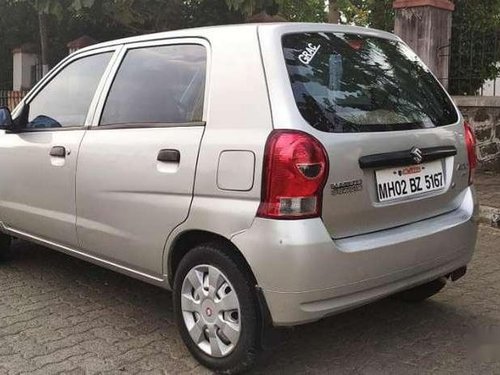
393,277,447,302
173,243,261,374
0,233,11,261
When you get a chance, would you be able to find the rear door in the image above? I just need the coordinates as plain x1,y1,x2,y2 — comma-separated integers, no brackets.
261,26,469,238
76,40,208,276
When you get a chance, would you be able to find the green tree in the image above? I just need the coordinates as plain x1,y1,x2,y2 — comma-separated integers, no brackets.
98,0,184,33
86,0,242,33
0,1,38,88
0,0,397,92
225,0,326,21
9,0,97,75
368,0,394,31
336,0,393,30
184,0,243,27
449,0,500,95
225,0,393,27
281,0,326,23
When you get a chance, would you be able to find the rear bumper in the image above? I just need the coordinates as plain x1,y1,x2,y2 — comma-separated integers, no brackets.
231,187,479,326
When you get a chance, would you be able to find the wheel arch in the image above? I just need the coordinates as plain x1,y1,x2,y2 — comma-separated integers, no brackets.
167,229,257,288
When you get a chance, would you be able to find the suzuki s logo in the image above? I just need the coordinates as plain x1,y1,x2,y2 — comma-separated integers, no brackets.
410,147,423,164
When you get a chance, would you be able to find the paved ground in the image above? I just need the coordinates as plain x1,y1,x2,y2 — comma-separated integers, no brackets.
476,172,500,209
0,225,498,374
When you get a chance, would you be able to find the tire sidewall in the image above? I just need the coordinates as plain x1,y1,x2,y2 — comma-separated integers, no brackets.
173,244,259,373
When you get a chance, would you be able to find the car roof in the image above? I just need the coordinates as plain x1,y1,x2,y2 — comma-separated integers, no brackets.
75,22,401,55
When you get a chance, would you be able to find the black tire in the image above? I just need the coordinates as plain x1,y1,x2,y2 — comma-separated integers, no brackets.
393,277,447,302
0,233,11,261
173,243,261,374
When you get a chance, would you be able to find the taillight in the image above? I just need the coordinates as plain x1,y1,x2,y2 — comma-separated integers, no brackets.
257,130,329,219
464,121,477,185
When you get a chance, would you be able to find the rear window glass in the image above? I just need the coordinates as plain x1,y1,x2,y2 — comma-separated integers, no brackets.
282,33,458,133
100,44,206,126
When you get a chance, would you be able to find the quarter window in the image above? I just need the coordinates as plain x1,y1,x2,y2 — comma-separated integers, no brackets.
27,52,112,129
100,44,207,126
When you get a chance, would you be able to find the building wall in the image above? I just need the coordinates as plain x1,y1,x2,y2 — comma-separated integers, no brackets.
453,96,500,172
12,53,23,91
12,52,39,91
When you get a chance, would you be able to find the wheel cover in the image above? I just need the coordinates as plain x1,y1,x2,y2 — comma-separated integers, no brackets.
181,264,241,358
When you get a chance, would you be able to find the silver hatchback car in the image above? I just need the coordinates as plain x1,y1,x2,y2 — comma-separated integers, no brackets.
0,23,478,373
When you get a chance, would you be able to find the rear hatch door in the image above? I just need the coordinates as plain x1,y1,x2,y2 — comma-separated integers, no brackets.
271,28,469,238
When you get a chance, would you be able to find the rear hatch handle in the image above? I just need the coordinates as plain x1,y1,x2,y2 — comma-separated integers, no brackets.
359,146,457,169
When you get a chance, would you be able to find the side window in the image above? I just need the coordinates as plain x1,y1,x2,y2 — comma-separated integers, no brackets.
26,52,112,129
100,44,206,126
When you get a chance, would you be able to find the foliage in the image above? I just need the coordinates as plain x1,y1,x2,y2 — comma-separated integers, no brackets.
280,0,326,23
367,0,394,31
225,0,392,28
225,0,326,21
449,0,500,95
98,0,184,33
225,0,276,15
0,1,37,88
0,0,397,90
183,0,243,27
336,0,393,30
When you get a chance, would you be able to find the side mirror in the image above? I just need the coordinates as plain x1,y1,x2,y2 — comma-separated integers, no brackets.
0,106,12,128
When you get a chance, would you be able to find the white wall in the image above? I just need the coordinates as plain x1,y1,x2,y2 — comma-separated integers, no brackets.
12,52,39,91
481,77,500,96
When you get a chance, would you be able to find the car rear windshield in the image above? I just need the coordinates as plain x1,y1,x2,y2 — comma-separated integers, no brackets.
282,32,458,133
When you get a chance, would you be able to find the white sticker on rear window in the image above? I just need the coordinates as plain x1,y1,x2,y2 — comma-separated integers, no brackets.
299,43,321,65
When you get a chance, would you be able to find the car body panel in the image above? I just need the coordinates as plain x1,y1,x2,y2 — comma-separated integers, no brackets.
232,187,478,325
0,129,85,247
76,126,205,276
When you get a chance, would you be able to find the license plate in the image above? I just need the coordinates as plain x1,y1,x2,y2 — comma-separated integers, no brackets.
376,160,445,202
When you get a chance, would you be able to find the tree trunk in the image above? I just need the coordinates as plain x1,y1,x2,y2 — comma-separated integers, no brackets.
246,9,287,23
328,0,341,23
38,11,49,76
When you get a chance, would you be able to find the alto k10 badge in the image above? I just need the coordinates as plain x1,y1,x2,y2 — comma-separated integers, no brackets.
331,179,363,196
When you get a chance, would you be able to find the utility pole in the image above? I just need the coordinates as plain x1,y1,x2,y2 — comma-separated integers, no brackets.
393,0,455,88
36,0,50,76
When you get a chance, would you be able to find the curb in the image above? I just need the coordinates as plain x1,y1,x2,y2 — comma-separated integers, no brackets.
479,205,500,228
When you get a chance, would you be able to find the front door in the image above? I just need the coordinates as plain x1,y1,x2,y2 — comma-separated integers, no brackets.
0,50,115,247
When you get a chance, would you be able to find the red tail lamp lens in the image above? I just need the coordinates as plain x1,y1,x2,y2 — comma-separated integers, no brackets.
257,130,329,219
464,121,477,185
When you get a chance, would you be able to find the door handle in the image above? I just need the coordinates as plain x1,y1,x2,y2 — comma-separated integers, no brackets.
157,149,180,163
50,146,66,157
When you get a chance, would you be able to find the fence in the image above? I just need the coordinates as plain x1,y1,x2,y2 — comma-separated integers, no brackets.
449,27,500,97
0,90,26,110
